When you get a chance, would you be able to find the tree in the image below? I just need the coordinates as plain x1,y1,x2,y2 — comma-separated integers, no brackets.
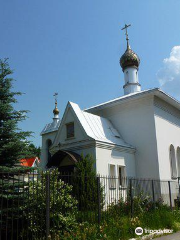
0,58,32,167
27,143,41,158
0,59,34,239
72,154,104,215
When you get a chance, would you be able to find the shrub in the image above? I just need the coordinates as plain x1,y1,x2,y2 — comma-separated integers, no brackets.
0,166,33,239
106,192,169,220
72,154,104,214
105,198,131,218
23,169,77,239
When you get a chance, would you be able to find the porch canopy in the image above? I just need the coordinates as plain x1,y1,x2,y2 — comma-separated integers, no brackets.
47,150,81,171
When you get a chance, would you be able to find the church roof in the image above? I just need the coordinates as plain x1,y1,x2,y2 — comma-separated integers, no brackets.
85,88,180,113
20,157,40,167
69,102,134,149
41,120,61,135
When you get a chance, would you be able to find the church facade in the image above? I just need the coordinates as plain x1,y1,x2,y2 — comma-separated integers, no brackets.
40,28,180,183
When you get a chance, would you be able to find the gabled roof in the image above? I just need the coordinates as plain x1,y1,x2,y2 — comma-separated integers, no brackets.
20,157,40,167
69,102,134,149
41,120,61,135
85,88,180,113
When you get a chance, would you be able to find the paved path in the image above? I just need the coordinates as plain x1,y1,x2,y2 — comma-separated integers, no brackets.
153,231,180,240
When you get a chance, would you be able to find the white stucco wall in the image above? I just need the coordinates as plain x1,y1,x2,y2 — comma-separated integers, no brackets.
154,97,180,180
90,96,160,179
40,131,57,170
95,147,136,177
75,147,96,160
123,67,141,95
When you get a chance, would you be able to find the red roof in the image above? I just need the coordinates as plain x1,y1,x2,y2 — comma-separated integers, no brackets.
20,157,40,167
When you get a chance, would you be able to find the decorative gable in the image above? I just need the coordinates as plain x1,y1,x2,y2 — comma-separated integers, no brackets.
51,101,133,152
52,102,91,148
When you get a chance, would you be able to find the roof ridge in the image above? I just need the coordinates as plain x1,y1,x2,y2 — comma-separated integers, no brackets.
84,88,159,112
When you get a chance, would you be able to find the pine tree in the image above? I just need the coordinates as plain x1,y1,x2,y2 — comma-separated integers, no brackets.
72,154,104,217
27,143,41,158
0,58,32,167
0,59,34,239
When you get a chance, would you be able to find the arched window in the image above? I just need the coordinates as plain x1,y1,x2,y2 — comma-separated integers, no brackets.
169,145,177,179
136,71,138,82
177,147,180,177
126,71,129,83
46,139,52,164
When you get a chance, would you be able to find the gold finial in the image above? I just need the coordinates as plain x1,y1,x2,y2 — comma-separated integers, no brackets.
53,93,59,115
121,24,131,50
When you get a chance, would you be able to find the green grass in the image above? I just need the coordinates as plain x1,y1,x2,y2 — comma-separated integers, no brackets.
62,208,180,240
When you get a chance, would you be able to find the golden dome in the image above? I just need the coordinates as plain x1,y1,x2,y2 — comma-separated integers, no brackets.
53,102,59,115
120,24,140,72
120,46,140,71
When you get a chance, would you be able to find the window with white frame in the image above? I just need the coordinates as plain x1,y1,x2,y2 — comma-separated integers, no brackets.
170,145,177,179
118,166,126,188
177,147,180,177
109,164,116,189
66,122,74,138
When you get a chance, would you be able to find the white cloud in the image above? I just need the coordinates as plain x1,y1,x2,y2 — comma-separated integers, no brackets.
157,46,180,99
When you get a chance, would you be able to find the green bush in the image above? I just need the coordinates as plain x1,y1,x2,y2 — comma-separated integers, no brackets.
72,154,104,213
106,191,168,220
105,198,131,218
0,166,33,239
23,169,78,239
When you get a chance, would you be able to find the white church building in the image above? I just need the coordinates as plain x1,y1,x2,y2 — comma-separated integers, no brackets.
40,27,180,184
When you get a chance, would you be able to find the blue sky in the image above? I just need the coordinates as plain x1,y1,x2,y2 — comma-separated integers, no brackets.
0,0,180,146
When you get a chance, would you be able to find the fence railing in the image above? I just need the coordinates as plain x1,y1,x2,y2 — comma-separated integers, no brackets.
0,170,179,240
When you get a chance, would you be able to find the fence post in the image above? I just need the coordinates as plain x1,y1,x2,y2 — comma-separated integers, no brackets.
168,181,172,211
46,172,50,239
178,177,180,208
97,176,101,224
130,179,133,218
152,180,155,208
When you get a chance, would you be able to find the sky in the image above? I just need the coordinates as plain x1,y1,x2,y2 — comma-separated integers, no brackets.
0,0,180,147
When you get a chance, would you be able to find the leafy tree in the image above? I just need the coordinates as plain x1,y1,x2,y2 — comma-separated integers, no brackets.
0,58,32,167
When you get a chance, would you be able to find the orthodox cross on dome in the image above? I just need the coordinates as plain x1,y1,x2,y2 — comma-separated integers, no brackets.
53,92,58,104
121,24,131,49
53,92,59,116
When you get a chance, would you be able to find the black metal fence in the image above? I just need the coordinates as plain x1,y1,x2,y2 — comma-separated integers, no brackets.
0,170,179,240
